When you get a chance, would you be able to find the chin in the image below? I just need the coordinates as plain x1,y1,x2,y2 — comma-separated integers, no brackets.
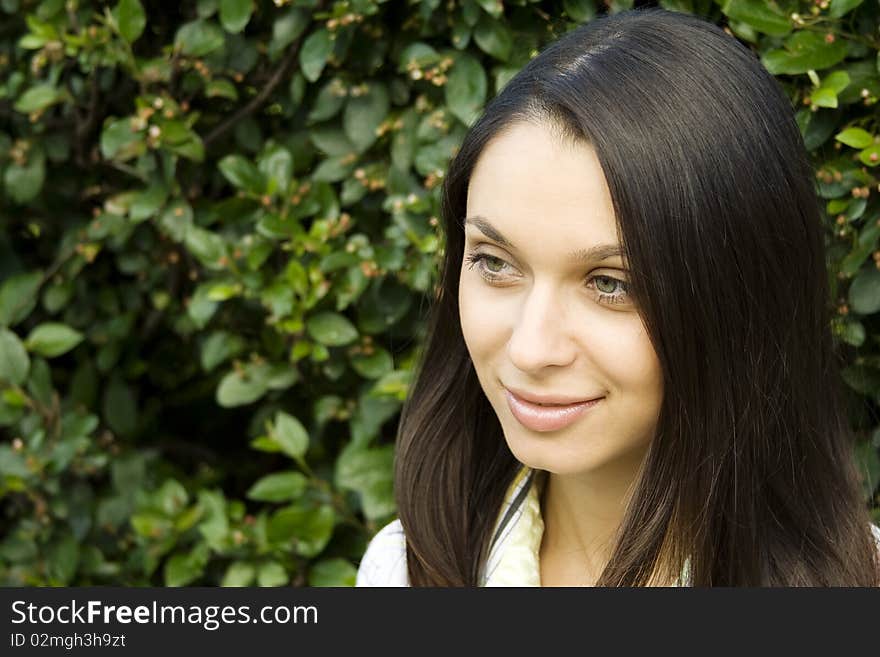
502,431,609,477
501,422,652,479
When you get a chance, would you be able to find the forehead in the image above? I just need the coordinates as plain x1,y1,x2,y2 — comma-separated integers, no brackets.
465,121,620,251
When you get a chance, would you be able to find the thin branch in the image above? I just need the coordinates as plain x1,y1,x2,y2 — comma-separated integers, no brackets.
74,74,100,167
201,39,304,149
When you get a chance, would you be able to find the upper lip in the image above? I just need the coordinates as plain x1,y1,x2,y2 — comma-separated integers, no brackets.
505,385,604,406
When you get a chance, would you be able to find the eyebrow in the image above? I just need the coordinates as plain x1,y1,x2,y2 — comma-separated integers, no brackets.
463,216,624,264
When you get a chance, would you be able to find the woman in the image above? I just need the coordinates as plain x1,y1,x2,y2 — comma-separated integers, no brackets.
356,7,880,586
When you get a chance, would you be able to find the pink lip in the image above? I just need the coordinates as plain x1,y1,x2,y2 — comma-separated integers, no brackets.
504,388,603,432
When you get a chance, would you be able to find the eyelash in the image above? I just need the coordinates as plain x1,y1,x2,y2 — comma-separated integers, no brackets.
463,250,631,305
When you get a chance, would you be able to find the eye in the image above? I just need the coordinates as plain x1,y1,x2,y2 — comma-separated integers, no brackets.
464,249,632,307
463,251,515,279
595,276,619,294
587,275,631,305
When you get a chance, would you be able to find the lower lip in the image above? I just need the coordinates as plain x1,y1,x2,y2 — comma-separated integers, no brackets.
504,389,603,432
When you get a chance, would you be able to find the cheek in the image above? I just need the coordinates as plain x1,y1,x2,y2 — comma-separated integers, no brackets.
458,275,516,390
607,329,664,436
458,276,492,357
603,321,660,386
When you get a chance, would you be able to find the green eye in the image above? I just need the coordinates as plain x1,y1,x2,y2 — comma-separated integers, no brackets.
595,276,618,294
484,256,505,273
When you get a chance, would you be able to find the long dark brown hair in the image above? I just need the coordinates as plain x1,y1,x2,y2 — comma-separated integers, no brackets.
394,7,880,586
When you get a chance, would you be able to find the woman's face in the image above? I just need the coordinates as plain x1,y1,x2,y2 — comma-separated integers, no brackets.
459,121,664,477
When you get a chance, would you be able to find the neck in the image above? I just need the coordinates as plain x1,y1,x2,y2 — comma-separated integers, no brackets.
538,449,647,584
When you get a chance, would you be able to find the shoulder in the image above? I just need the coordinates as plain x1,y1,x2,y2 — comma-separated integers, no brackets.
872,523,880,550
355,518,410,587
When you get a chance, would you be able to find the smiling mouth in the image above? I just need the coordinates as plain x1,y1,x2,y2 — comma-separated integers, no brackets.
504,389,604,432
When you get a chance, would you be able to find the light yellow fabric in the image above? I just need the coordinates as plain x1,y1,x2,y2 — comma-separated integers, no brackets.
483,465,547,586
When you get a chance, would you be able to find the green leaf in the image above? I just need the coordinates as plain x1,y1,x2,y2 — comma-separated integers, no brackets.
159,200,194,241
306,311,359,346
216,368,268,407
0,445,30,478
221,561,255,586
156,479,189,516
307,78,347,122
828,0,863,19
349,347,393,379
4,147,46,203
309,126,355,157
219,0,252,33
257,145,293,194
269,8,309,60
13,84,63,113
356,278,412,333
218,154,265,193
841,364,880,396
343,82,390,153
308,558,357,587
390,110,418,171
200,331,245,372
24,322,84,358
175,19,225,57
335,443,396,519
473,15,512,62
721,0,791,37
205,79,239,100
0,270,42,326
835,127,873,149
247,471,309,502
198,490,229,550
849,267,880,315
476,0,503,18
397,42,441,73
798,107,839,150
811,87,839,109
131,511,172,538
820,70,851,94
451,16,471,50
273,411,309,459
300,28,333,83
370,369,412,401
164,134,205,162
164,550,206,586
116,0,146,43
0,328,29,385
185,225,227,267
312,154,355,183
257,562,289,587
262,364,298,391
100,117,142,161
103,375,137,436
811,70,851,108
349,392,400,446
762,32,848,75
838,320,865,347
47,535,80,585
563,0,597,22
445,53,486,126
129,182,168,222
267,503,335,557
859,145,880,167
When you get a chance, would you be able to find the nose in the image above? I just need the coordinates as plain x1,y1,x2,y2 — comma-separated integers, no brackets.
506,281,577,373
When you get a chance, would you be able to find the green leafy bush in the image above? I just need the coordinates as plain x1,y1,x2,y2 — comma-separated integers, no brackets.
1,0,878,585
